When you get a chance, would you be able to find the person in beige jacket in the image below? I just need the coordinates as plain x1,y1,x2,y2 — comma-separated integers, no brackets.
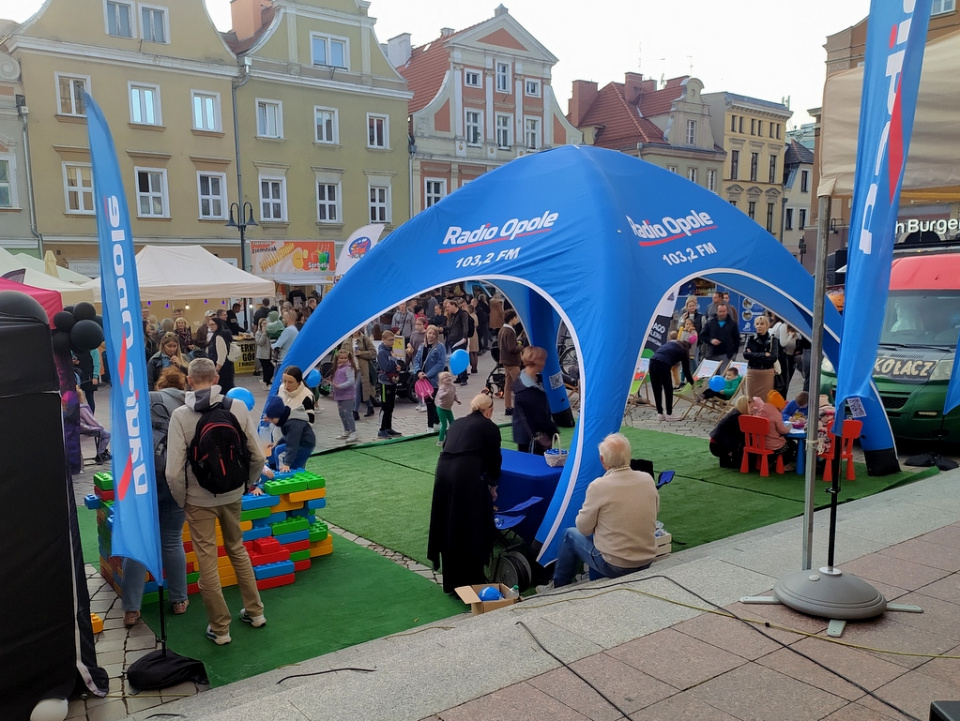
166,358,267,645
550,433,659,587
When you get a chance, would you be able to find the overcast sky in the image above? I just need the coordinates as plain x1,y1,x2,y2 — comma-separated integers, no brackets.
7,0,872,126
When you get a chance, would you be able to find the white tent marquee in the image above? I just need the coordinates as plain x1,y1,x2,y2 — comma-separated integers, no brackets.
82,245,275,302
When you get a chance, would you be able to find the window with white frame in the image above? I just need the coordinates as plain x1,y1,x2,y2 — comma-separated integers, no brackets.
799,208,807,228
311,33,348,68
140,4,167,43
425,178,446,208
495,62,510,92
256,99,282,138
105,0,134,37
314,106,338,144
707,169,717,192
666,165,678,173
316,181,340,223
369,183,390,223
367,114,388,148
129,82,161,125
495,113,512,149
259,176,286,221
465,109,483,146
687,167,698,184
135,168,167,217
686,119,697,145
932,0,955,15
197,172,226,219
525,79,541,97
747,200,756,219
523,117,540,150
0,155,17,208
785,207,794,230
57,74,89,116
192,91,220,131
464,70,481,88
800,169,809,193
64,163,94,213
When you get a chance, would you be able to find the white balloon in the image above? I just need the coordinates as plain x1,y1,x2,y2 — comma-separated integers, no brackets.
30,698,68,721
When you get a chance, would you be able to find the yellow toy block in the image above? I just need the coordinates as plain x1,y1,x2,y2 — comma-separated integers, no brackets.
218,573,237,587
287,488,326,503
217,555,234,569
271,497,303,513
181,524,190,542
239,520,253,531
185,551,197,566
90,613,103,634
309,535,334,557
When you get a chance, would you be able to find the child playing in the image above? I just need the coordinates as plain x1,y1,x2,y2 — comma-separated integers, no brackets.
434,371,461,447
332,349,358,443
263,394,317,472
674,318,700,388
700,366,742,401
782,391,809,422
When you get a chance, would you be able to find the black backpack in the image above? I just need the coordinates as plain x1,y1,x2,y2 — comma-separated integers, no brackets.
187,397,250,495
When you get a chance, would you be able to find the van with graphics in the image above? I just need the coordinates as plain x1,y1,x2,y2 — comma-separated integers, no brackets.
821,252,960,441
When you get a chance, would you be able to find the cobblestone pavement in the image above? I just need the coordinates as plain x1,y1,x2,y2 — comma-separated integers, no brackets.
67,351,955,719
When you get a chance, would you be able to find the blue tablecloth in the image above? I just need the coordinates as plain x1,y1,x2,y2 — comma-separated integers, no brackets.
787,428,806,475
495,449,564,544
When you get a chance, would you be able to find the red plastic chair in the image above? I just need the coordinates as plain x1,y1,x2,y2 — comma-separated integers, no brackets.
820,419,863,482
738,415,784,477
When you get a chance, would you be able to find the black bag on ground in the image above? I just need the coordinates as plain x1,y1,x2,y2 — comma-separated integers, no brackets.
126,649,208,691
187,397,250,494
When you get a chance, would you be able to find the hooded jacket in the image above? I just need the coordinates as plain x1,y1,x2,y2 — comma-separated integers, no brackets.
165,385,265,508
273,405,317,468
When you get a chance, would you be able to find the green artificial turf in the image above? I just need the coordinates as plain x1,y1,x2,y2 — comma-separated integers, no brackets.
78,502,100,566
136,539,462,687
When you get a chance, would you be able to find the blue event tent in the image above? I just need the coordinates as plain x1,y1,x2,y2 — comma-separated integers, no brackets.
279,145,894,564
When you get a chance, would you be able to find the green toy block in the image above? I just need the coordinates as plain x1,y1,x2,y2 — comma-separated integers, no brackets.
93,472,113,491
289,549,311,562
186,571,200,585
270,516,309,536
141,591,159,606
309,520,328,543
263,477,308,495
240,506,273,521
304,474,325,490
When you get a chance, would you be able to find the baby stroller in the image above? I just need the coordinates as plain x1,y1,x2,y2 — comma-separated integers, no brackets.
484,343,506,398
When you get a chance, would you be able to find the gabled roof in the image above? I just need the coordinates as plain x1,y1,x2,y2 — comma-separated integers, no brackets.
576,82,667,149
397,30,464,114
637,76,687,117
784,138,814,166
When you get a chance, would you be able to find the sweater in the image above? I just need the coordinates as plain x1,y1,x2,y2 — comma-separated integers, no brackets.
576,467,659,568
435,382,458,410
332,363,356,402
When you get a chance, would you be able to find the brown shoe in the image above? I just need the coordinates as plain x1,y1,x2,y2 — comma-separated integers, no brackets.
123,611,140,628
172,600,189,615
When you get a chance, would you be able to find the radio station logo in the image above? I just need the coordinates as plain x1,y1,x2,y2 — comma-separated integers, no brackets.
348,236,372,258
440,210,558,252
627,210,717,247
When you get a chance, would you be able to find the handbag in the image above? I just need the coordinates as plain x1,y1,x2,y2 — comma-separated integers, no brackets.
543,433,567,467
773,359,782,374
227,341,242,363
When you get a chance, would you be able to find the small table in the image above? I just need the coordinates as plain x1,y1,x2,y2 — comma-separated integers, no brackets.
787,428,807,475
496,449,564,544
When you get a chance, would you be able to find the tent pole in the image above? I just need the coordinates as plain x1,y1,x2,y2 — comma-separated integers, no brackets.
802,195,831,570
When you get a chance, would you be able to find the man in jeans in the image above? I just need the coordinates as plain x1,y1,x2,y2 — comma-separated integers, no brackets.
498,310,522,416
549,433,659,588
376,331,403,439
166,358,267,644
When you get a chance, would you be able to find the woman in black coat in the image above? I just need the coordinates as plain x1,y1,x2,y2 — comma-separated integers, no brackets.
427,393,502,593
648,340,694,420
511,346,558,455
204,315,235,392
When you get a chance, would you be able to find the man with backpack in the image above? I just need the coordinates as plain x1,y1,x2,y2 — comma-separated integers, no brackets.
166,358,267,645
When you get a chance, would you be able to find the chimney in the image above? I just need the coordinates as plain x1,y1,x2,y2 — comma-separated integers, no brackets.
386,33,412,67
623,72,656,103
495,4,509,16
231,0,272,42
568,80,598,127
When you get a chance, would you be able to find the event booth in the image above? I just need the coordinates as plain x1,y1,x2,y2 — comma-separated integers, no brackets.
277,145,895,564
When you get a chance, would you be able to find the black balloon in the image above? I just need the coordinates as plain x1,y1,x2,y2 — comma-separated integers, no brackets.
70,319,104,352
63,305,75,314
53,311,76,333
73,302,97,321
93,315,104,327
51,330,72,356
0,291,49,325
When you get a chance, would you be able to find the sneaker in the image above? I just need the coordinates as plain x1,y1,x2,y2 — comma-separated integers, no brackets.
93,454,105,465
387,429,402,437
535,581,555,594
172,600,188,615
657,414,666,421
436,440,444,447
101,449,111,461
239,609,266,628
205,625,231,645
664,414,683,422
504,408,513,416
123,611,140,628
345,433,358,443
377,430,392,439
335,432,350,440
416,405,427,412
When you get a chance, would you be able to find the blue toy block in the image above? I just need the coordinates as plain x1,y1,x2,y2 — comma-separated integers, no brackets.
306,498,326,510
251,517,271,528
253,559,295,580
241,493,280,511
242,526,273,542
274,529,310,545
144,580,159,594
266,511,288,524
84,494,101,510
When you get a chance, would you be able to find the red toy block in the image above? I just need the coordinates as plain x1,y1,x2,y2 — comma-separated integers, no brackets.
256,573,295,591
249,548,291,567
281,539,310,554
94,487,115,502
293,559,311,572
187,582,200,595
253,537,282,553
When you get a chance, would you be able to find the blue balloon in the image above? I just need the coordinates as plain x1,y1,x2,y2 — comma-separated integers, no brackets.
226,386,256,411
478,585,502,601
305,368,321,388
449,348,469,375
708,375,726,393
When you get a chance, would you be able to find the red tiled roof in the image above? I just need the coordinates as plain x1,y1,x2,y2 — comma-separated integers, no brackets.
577,82,665,149
222,3,277,55
638,76,687,117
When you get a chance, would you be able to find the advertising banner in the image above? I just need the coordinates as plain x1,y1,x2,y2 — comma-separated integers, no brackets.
335,224,384,278
251,240,337,281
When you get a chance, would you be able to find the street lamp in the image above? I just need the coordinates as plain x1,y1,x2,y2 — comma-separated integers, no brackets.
226,201,258,273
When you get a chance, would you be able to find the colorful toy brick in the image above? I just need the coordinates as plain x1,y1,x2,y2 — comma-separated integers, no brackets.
293,559,311,572
287,487,325,503
256,573,295,591
92,472,113,491
84,494,101,510
241,493,279,511
309,535,334,557
240,506,273,522
263,477,308,495
90,613,103,634
309,521,329,543
253,560,295,580
270,517,309,536
274,529,310,545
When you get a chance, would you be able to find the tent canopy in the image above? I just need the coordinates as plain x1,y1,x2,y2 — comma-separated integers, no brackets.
0,277,63,327
83,245,275,301
0,264,94,305
0,248,93,284
277,146,892,563
819,28,960,199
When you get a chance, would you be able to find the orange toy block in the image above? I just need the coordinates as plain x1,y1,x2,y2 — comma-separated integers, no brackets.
286,488,326,503
309,536,334,557
270,497,303,513
90,613,103,634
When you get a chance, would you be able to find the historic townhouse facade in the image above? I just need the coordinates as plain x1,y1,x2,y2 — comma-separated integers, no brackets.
703,91,792,242
568,73,725,192
782,138,814,267
388,4,581,213
0,37,34,253
225,0,411,275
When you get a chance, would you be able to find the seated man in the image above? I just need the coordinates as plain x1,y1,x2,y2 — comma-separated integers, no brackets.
551,433,659,588
78,388,111,464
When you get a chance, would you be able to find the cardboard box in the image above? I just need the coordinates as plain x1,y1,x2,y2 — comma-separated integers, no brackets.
455,583,518,615
655,532,672,559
